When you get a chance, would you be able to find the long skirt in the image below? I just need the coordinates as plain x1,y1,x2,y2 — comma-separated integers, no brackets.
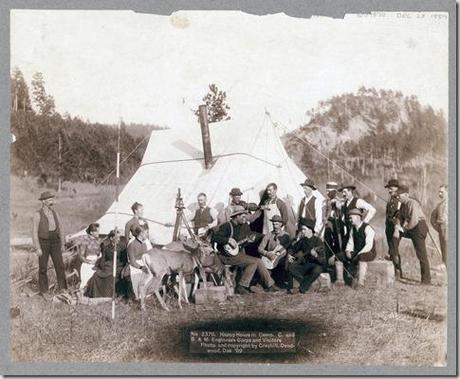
80,256,98,289
130,259,151,299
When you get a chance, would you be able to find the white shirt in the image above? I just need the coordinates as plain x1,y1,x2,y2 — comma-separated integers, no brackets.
344,197,376,224
346,222,375,255
303,193,325,235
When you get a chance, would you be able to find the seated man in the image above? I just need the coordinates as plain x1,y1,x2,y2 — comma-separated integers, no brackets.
211,206,280,295
336,208,376,288
286,218,326,294
257,215,291,285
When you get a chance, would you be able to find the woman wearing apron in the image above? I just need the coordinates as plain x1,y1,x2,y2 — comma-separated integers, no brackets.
127,226,150,300
78,223,101,290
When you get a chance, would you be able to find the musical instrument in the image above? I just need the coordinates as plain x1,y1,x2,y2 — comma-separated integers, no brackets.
261,245,287,270
223,234,256,256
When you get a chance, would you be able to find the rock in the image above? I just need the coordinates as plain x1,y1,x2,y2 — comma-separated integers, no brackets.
194,286,227,304
311,273,331,292
365,260,395,288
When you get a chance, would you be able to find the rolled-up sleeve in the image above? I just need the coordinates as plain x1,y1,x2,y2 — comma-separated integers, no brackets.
314,197,324,234
356,199,376,224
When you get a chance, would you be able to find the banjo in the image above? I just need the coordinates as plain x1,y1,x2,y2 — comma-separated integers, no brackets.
223,234,257,256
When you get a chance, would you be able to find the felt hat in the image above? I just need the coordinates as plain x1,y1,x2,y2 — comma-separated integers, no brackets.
269,215,284,224
348,208,363,217
300,178,317,190
397,184,409,195
326,181,339,190
384,179,400,188
298,217,315,231
339,184,356,191
39,191,55,201
229,187,243,196
230,205,248,218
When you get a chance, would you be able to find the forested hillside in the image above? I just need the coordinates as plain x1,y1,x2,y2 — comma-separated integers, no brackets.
283,87,448,205
10,67,161,186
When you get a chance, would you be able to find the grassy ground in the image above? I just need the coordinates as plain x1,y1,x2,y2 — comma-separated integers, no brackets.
9,176,447,365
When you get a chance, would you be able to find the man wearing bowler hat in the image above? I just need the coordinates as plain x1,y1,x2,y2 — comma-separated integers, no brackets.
298,178,325,236
217,187,249,225
339,184,376,247
31,191,67,298
212,206,281,294
384,179,402,278
338,208,377,288
395,185,431,285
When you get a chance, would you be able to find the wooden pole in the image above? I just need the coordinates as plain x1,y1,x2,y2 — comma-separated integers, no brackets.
112,118,121,320
198,105,213,169
58,133,62,192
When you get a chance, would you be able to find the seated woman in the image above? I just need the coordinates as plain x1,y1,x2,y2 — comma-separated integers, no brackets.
85,229,125,298
78,223,101,291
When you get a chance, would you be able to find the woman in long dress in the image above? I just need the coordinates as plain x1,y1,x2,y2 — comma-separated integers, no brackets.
78,223,101,290
85,230,126,298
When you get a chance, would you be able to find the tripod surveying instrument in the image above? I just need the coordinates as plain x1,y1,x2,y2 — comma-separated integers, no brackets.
172,188,198,242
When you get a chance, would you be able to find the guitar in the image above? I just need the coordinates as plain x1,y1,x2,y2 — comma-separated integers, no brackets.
223,234,257,256
261,245,287,270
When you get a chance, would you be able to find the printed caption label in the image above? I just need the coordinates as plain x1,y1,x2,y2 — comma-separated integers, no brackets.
190,331,296,354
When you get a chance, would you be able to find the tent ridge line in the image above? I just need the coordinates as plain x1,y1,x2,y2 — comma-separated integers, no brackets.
140,152,282,168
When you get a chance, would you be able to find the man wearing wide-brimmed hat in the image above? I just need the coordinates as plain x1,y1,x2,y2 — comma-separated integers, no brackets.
257,214,291,284
384,178,402,278
323,181,344,274
212,206,281,294
337,208,377,288
396,185,431,285
339,183,376,247
297,178,325,236
31,191,67,298
286,217,326,294
217,187,249,225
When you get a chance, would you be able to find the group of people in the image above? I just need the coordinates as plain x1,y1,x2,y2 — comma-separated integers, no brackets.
31,176,448,301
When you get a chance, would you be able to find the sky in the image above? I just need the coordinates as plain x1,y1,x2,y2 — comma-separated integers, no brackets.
10,10,448,130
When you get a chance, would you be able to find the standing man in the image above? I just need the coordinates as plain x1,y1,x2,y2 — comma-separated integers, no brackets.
384,179,402,278
339,184,376,246
217,187,249,225
338,208,377,288
431,185,448,266
260,183,289,235
192,193,218,237
286,218,326,294
323,181,343,276
297,178,325,236
212,206,280,294
32,191,67,299
396,185,431,285
125,202,152,249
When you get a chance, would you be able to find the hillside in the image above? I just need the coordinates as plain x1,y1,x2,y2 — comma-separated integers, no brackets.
282,87,448,206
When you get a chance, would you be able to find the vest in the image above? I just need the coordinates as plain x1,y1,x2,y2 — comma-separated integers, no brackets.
352,222,375,253
193,207,213,232
342,197,358,226
386,196,400,223
299,196,317,224
38,208,60,240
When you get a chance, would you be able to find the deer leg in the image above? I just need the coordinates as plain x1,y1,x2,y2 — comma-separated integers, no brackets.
177,272,183,309
154,288,170,312
182,275,189,304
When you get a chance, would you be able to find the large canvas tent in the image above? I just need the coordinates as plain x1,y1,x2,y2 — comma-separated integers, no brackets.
89,112,321,244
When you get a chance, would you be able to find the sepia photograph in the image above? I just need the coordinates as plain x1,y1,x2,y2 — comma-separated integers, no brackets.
4,1,455,375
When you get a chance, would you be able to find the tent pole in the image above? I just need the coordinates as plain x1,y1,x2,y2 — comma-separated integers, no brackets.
112,117,121,320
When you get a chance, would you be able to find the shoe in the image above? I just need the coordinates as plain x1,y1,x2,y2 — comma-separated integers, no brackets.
235,285,251,295
249,284,265,294
286,288,295,295
266,285,281,293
